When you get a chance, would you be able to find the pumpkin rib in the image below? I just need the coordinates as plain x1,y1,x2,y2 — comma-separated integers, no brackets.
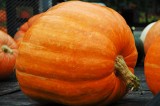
17,70,118,105
19,72,125,106
145,37,160,95
20,42,115,60
98,76,126,106
16,43,114,80
123,50,138,68
106,8,130,49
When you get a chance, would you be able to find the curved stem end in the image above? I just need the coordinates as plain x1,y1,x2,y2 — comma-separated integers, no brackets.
115,55,140,91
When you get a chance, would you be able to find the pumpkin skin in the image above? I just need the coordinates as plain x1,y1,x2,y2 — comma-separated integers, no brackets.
140,22,155,43
20,10,31,19
144,20,160,54
0,30,18,79
0,9,6,22
0,26,7,33
16,1,137,105
144,36,160,95
14,13,43,47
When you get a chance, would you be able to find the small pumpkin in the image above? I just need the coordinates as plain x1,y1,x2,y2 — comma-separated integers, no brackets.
16,1,139,105
144,36,160,95
0,30,18,80
144,20,160,54
14,13,43,47
0,9,6,22
20,10,31,19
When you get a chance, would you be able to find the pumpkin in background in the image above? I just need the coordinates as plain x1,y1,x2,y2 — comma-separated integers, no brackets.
144,20,160,54
0,26,7,33
16,1,139,105
140,22,156,43
14,13,43,47
0,9,6,22
20,10,31,19
144,36,160,95
134,36,144,65
0,30,18,80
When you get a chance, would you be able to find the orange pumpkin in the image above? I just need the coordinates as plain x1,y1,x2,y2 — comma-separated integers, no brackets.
16,1,139,105
0,26,7,33
20,10,31,19
144,36,160,95
144,20,160,54
14,13,43,47
0,9,6,22
0,30,18,79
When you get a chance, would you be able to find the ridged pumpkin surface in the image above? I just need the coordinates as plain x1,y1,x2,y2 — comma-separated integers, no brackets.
14,13,43,47
0,30,18,79
140,22,155,43
16,1,137,105
144,20,160,53
145,37,160,95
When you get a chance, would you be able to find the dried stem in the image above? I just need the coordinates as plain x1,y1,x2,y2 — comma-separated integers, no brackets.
115,55,140,91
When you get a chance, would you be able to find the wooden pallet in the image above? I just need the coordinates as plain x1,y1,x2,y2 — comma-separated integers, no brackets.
0,66,154,106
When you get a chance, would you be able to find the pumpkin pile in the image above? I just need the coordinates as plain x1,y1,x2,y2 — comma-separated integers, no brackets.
15,1,140,105
0,30,18,80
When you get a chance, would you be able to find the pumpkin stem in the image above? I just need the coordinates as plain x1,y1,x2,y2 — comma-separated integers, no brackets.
115,55,140,91
1,45,13,54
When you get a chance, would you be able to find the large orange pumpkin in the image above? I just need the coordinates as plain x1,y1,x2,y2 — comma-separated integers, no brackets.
144,20,160,54
0,30,18,79
14,13,43,47
16,1,139,105
144,36,160,95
